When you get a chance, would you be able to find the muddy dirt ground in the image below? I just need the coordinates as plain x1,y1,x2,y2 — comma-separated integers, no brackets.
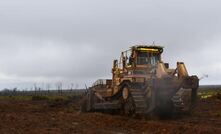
0,95,220,134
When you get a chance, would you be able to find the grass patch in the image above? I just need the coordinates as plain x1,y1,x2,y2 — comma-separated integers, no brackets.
32,96,50,101
31,95,69,101
0,95,33,100
198,89,221,99
0,95,70,102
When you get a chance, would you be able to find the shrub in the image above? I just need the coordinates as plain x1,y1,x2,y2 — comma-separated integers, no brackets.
32,96,49,101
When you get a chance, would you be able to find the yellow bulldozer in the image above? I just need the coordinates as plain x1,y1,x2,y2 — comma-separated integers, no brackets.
81,45,199,116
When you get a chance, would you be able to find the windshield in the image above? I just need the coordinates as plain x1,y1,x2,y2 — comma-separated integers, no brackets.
137,52,159,65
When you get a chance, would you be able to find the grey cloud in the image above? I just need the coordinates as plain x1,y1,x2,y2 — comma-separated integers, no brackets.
0,0,220,89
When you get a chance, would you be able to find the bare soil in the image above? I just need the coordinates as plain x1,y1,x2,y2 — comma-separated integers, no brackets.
0,95,220,134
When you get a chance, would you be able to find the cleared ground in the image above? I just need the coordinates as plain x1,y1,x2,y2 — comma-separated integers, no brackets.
0,94,220,134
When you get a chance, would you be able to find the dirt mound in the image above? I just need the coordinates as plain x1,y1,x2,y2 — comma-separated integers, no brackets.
0,97,220,134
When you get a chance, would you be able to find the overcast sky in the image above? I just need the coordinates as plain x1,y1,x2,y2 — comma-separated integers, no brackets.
0,0,220,89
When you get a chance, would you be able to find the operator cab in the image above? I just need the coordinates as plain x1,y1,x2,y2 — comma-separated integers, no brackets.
131,45,163,66
115,45,164,75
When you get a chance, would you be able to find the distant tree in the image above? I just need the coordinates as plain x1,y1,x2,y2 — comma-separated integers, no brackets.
46,83,50,95
56,82,63,95
13,87,17,92
33,83,39,96
2,88,10,92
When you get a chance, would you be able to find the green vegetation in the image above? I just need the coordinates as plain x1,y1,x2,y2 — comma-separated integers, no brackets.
198,88,221,99
0,88,220,102
0,95,33,100
0,95,70,102
31,95,69,101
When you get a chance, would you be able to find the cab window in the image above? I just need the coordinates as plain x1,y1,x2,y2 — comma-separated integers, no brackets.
137,52,159,65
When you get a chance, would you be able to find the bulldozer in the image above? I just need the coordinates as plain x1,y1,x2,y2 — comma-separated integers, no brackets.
81,45,199,116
